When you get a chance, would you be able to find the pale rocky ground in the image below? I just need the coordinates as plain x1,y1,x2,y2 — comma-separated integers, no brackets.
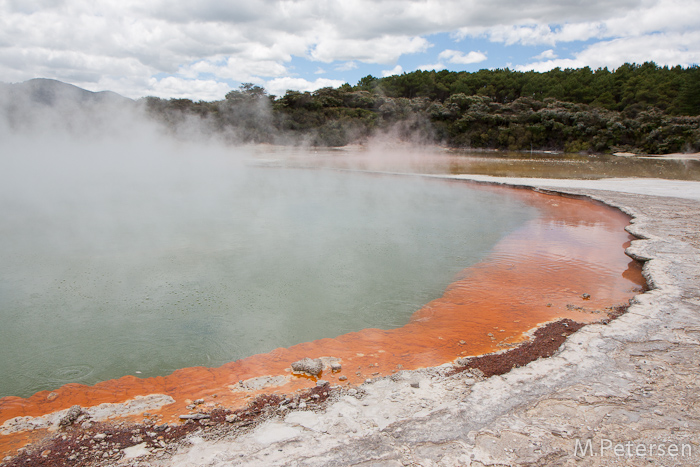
128,177,700,466
1,395,175,435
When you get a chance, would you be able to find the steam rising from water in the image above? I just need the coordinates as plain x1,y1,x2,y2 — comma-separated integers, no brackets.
0,89,538,398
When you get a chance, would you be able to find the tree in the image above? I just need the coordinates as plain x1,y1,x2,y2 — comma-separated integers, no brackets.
356,75,378,91
225,83,268,101
676,66,700,116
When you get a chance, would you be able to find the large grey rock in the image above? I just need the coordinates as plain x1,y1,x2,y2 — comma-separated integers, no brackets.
291,358,324,376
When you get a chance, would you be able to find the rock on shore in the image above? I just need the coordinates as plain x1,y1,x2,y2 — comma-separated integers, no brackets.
290,358,324,377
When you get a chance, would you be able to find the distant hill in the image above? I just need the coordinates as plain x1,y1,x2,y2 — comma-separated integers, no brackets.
0,78,136,133
0,78,133,106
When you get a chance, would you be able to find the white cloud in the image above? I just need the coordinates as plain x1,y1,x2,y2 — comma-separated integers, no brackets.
517,30,700,72
465,22,607,46
147,76,231,100
381,65,403,77
309,35,431,64
264,77,346,97
603,0,700,37
335,61,358,71
0,0,698,99
417,63,446,71
577,31,700,68
515,58,585,73
180,55,289,82
438,49,487,64
456,0,700,48
533,49,558,60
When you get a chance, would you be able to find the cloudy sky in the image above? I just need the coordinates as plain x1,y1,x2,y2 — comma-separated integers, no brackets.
1,0,699,100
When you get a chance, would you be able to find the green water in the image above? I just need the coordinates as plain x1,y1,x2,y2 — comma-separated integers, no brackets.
0,140,537,398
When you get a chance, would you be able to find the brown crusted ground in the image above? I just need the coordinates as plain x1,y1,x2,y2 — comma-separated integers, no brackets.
0,385,334,467
451,304,629,378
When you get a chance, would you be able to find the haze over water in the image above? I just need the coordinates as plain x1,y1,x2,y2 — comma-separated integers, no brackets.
0,136,538,398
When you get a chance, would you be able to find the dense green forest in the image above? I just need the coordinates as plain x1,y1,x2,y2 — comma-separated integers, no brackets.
143,62,700,154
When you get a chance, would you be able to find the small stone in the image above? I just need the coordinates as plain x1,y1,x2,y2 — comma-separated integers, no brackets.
225,415,238,423
193,399,204,405
316,380,329,387
582,293,591,300
365,379,372,384
348,389,358,395
298,402,307,409
94,433,107,440
410,382,420,388
41,450,51,457
338,376,348,381
178,414,210,420
46,392,59,401
330,362,342,372
291,358,324,377
81,421,93,430
59,405,83,427
459,340,466,345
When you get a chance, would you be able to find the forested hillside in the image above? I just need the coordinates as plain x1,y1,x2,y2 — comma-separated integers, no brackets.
144,62,700,154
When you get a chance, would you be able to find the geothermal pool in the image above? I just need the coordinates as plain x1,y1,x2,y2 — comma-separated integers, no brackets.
0,140,647,456
0,142,543,399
